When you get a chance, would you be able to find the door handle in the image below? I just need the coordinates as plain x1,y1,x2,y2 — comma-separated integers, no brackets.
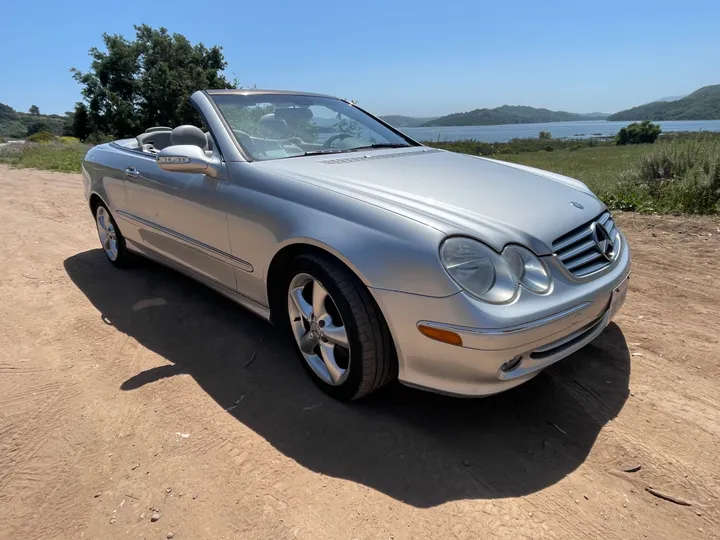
124,166,140,179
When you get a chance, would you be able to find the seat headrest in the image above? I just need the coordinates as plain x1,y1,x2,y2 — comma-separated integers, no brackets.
274,107,313,122
170,125,208,149
258,114,288,138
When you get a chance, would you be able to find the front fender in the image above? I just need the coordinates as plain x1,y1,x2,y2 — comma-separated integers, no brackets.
224,163,460,302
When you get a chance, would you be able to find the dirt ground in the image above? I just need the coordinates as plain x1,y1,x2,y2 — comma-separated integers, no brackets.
1,164,719,540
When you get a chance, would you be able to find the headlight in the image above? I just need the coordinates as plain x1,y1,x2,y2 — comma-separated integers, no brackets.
440,238,553,303
440,237,518,304
503,245,552,294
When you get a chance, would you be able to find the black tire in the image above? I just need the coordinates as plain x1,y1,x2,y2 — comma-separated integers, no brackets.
283,254,397,400
94,202,132,268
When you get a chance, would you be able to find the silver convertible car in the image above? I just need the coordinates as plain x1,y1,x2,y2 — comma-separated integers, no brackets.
82,89,631,400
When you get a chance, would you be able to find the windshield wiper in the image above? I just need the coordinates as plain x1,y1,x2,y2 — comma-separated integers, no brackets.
298,143,411,158
347,143,411,152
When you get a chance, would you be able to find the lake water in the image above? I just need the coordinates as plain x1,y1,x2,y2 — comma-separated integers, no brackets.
402,119,720,143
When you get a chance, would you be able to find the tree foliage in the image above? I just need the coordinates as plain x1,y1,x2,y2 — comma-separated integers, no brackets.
29,105,40,116
0,101,71,139
71,25,235,139
538,130,552,140
26,121,52,136
616,121,661,145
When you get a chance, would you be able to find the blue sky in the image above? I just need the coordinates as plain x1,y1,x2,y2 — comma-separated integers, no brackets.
2,0,719,117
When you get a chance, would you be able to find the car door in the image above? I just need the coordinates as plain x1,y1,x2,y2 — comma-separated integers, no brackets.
121,151,237,291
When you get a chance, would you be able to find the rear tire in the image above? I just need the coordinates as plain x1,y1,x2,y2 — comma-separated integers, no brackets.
283,254,397,400
94,203,131,268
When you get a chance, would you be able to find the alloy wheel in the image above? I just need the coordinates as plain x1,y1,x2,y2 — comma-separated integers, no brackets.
287,273,351,386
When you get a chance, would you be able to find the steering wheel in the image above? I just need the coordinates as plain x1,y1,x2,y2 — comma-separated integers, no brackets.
323,133,353,149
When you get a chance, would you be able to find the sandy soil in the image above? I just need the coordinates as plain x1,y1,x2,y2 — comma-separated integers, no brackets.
1,164,719,539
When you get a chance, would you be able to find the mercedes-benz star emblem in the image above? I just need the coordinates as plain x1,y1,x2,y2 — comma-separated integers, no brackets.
570,201,584,209
591,221,615,261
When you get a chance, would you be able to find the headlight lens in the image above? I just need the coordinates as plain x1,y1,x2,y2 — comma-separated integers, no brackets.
503,245,552,294
440,238,553,302
440,237,518,304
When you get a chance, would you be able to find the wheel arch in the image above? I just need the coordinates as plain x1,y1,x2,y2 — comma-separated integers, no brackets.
265,240,400,391
88,192,106,216
266,240,374,324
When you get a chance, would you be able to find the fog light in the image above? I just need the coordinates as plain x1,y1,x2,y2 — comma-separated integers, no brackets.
500,355,523,372
417,324,463,346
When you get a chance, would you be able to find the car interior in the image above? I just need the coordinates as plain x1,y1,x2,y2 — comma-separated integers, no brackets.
134,125,214,155
123,106,384,161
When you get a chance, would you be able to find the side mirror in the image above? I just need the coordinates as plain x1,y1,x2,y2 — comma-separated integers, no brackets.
157,145,220,177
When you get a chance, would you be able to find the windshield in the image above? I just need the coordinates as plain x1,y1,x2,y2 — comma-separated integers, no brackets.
210,93,416,161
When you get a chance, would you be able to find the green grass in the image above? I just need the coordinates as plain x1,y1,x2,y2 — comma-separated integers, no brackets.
495,144,656,195
0,141,90,173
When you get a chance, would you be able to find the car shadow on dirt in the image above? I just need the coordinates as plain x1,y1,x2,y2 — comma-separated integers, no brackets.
65,249,630,508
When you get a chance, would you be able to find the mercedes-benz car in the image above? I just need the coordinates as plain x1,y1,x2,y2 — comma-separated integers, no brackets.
82,89,631,400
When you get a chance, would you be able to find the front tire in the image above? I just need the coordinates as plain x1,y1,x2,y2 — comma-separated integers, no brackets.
284,254,397,400
95,203,131,268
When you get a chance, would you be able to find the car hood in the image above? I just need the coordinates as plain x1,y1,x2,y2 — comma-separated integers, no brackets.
255,148,605,255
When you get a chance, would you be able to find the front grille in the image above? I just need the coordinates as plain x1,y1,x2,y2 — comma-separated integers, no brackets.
552,212,618,277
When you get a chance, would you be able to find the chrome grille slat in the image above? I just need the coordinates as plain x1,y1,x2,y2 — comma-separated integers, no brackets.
553,228,593,251
564,250,604,270
552,211,619,278
558,239,596,261
574,260,612,277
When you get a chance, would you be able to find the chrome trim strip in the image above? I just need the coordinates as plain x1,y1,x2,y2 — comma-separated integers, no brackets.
116,210,254,273
417,301,593,337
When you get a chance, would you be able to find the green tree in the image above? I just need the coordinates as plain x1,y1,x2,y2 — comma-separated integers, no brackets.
538,131,552,140
616,120,662,145
71,25,235,138
71,103,91,140
26,121,51,136
29,105,40,116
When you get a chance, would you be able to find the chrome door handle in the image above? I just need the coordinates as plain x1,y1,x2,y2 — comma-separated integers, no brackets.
124,166,140,179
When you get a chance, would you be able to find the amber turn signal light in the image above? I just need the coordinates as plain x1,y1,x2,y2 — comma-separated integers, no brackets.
417,324,463,346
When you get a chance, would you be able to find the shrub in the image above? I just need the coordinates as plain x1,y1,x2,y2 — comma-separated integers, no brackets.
632,140,720,213
27,131,56,143
616,120,661,145
26,121,51,136
539,131,552,140
58,136,80,144
85,132,114,145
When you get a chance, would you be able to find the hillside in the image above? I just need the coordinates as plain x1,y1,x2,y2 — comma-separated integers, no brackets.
379,115,437,127
0,102,71,138
423,105,608,127
608,85,720,121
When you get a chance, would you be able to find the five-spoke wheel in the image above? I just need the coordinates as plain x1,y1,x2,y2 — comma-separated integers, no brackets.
284,254,397,400
94,203,130,267
288,273,351,386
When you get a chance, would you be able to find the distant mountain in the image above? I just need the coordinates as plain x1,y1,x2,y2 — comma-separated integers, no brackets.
608,85,720,121
423,105,608,127
379,115,438,128
645,95,686,104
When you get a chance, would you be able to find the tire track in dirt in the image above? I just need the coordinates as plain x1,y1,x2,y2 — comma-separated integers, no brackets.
0,382,78,496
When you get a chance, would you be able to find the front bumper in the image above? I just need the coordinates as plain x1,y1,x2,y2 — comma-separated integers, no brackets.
371,231,631,397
